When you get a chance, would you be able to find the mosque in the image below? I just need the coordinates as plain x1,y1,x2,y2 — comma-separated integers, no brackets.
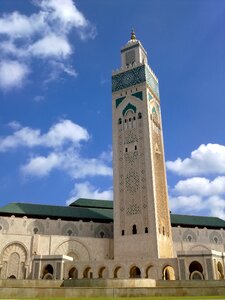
0,32,225,282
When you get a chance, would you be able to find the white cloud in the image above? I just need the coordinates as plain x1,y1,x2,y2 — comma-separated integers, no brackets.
29,34,72,58
37,0,88,29
0,119,89,151
166,144,225,176
66,181,113,205
169,194,225,220
1,119,112,179
0,0,96,90
61,149,113,179
21,152,61,177
0,60,29,90
167,143,225,219
174,176,225,196
8,121,22,130
0,12,34,38
21,148,112,179
169,195,204,214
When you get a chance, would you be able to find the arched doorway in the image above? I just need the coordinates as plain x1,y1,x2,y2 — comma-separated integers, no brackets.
217,262,224,279
189,261,204,280
163,265,175,280
68,267,78,279
145,265,154,278
42,264,54,280
83,267,92,279
113,266,122,279
130,266,141,278
2,242,27,279
98,266,107,279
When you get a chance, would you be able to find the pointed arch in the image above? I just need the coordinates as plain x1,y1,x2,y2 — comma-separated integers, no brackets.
54,239,90,261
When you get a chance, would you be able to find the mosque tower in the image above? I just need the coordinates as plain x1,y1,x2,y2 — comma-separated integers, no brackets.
112,31,173,261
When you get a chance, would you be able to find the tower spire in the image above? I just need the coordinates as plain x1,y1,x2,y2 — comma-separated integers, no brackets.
130,29,136,41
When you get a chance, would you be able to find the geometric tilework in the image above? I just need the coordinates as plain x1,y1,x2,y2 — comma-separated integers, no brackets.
145,67,159,99
115,96,126,108
112,65,159,99
122,103,136,116
112,66,145,92
148,92,153,100
132,91,143,100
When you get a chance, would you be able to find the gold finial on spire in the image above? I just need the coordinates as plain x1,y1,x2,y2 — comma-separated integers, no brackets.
131,29,136,41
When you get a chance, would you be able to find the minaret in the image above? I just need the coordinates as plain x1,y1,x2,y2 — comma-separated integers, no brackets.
112,31,173,260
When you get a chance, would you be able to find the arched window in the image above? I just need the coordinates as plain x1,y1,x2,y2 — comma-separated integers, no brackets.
100,231,105,238
118,118,122,124
121,230,125,236
33,227,39,234
187,235,192,242
132,224,137,235
130,266,141,278
67,229,73,236
145,227,148,233
189,261,204,280
138,112,142,119
135,145,137,150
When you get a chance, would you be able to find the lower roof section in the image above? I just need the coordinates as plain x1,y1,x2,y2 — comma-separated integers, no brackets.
0,198,225,229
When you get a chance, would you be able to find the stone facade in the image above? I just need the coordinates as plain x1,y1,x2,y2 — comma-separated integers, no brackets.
0,32,225,282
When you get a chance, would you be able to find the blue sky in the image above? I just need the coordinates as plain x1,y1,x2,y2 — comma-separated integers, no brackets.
0,0,225,219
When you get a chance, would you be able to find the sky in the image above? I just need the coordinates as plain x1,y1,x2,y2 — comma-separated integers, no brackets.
0,0,225,219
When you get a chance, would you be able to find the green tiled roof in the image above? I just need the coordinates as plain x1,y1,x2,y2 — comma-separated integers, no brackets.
0,202,113,222
70,198,113,209
0,198,225,229
170,214,225,229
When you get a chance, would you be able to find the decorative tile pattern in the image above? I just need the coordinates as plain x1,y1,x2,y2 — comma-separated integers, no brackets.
112,65,159,99
148,91,153,100
112,66,145,92
145,68,159,98
127,203,141,215
115,96,126,108
132,91,143,100
122,103,136,116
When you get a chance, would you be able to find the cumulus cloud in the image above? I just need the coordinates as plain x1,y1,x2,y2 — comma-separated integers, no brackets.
0,119,89,151
21,152,62,177
0,118,112,179
167,143,225,219
28,34,72,58
21,148,112,178
0,0,96,91
166,144,225,176
66,181,113,205
174,176,225,196
169,194,225,220
0,60,29,90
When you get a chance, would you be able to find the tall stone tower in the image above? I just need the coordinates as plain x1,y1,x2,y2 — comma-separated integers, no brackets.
112,31,173,261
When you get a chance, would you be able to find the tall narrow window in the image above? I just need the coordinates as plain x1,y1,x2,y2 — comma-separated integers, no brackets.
145,227,148,233
138,112,142,119
122,230,125,236
132,224,137,235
